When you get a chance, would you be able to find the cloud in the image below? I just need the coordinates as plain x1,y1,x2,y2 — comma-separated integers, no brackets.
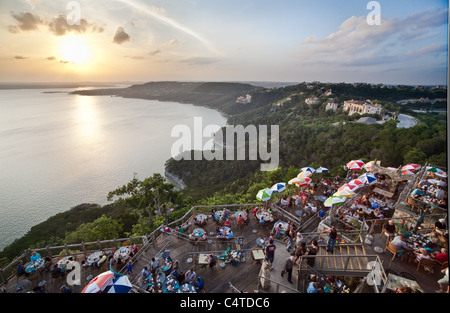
113,27,130,44
148,48,160,56
178,56,221,66
8,12,104,36
46,56,57,61
406,44,447,57
14,55,28,60
48,15,104,36
297,8,448,68
9,12,45,33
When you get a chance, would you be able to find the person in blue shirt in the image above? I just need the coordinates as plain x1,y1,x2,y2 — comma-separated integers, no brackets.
318,208,326,219
30,251,41,264
226,230,234,239
411,187,425,198
194,276,204,292
307,281,319,293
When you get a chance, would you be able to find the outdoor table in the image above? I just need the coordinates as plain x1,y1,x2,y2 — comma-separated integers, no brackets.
428,179,446,187
273,221,289,234
217,226,231,235
57,255,74,269
146,270,165,289
177,283,197,293
192,228,206,237
251,249,265,264
25,258,45,273
195,214,208,223
162,259,173,274
234,211,247,219
163,276,179,293
114,246,131,261
256,237,268,247
214,211,225,221
86,251,103,266
256,210,273,222
383,273,424,293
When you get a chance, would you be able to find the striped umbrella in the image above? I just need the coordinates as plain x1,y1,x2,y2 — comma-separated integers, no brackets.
346,160,365,171
386,167,398,172
271,182,286,193
298,171,313,178
324,196,346,207
401,169,415,175
315,167,329,173
288,177,303,185
426,166,447,178
333,189,355,197
402,164,421,171
363,160,381,172
301,167,316,174
103,275,132,293
256,188,273,201
358,173,377,185
349,179,365,187
82,271,115,293
338,183,359,191
294,177,312,187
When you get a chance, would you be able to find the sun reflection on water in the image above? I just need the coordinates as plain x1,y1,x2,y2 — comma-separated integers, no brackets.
75,95,101,144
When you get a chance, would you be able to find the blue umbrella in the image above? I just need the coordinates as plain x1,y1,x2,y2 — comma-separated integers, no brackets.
358,173,377,185
315,167,329,173
271,182,286,193
301,167,316,174
103,275,132,293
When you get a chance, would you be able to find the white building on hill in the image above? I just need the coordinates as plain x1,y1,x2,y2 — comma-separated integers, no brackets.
343,99,382,115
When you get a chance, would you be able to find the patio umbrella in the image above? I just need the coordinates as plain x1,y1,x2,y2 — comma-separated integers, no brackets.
271,182,286,193
298,171,313,178
386,167,398,172
427,166,447,178
349,179,364,187
333,189,355,197
428,179,447,187
402,164,421,171
315,167,329,173
324,196,346,207
401,169,415,175
300,167,316,174
82,271,115,293
346,160,365,171
103,275,132,293
294,177,312,187
338,183,359,191
288,177,303,185
358,173,377,185
363,160,381,172
256,188,273,201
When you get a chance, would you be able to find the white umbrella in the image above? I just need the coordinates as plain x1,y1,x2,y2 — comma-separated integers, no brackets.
103,275,132,293
315,167,329,173
271,182,286,193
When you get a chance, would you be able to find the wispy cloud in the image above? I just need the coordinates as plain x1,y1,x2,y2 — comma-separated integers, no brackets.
14,55,28,60
114,0,223,56
298,8,448,68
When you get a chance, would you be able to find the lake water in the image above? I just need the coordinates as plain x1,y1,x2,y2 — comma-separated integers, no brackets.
0,88,227,251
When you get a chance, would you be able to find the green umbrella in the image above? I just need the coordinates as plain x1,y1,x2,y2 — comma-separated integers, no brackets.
256,188,273,202
324,196,346,207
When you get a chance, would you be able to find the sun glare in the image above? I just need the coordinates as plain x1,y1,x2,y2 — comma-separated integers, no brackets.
58,36,91,65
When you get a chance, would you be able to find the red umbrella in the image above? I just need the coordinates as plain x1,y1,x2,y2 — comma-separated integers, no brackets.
402,164,421,171
82,271,115,293
346,160,365,171
294,177,312,187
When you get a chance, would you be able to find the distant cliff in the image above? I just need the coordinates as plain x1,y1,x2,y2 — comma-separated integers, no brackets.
71,81,264,115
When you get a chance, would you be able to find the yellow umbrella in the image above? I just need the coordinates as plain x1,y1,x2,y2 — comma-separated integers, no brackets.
297,171,313,178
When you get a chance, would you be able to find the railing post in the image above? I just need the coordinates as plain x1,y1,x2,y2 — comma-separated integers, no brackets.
64,244,70,256
46,246,52,258
97,240,102,251
81,241,86,257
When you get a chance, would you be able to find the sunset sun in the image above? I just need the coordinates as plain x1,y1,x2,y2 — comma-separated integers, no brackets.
57,36,92,65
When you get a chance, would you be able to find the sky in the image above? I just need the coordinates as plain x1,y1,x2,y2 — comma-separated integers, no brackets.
0,0,448,85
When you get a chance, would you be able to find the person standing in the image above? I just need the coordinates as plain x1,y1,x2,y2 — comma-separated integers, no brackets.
322,226,339,253
126,260,134,279
281,255,295,284
264,239,276,270
286,226,295,252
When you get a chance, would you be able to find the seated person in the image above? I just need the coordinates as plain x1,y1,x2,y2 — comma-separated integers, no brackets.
413,248,431,263
51,264,63,277
30,251,41,264
16,260,29,277
194,276,204,292
431,248,448,265
394,219,410,237
237,214,244,226
224,219,231,228
435,219,447,232
391,235,412,253
411,187,425,198
318,208,326,219
424,231,440,245
226,230,234,239
382,220,396,241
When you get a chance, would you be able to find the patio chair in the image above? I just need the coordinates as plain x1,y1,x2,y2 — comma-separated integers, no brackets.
416,258,436,274
384,242,404,262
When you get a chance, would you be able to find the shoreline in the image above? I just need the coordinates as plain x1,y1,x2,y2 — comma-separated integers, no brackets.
164,171,186,190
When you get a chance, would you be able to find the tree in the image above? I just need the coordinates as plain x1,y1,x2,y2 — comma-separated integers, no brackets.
107,173,180,229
